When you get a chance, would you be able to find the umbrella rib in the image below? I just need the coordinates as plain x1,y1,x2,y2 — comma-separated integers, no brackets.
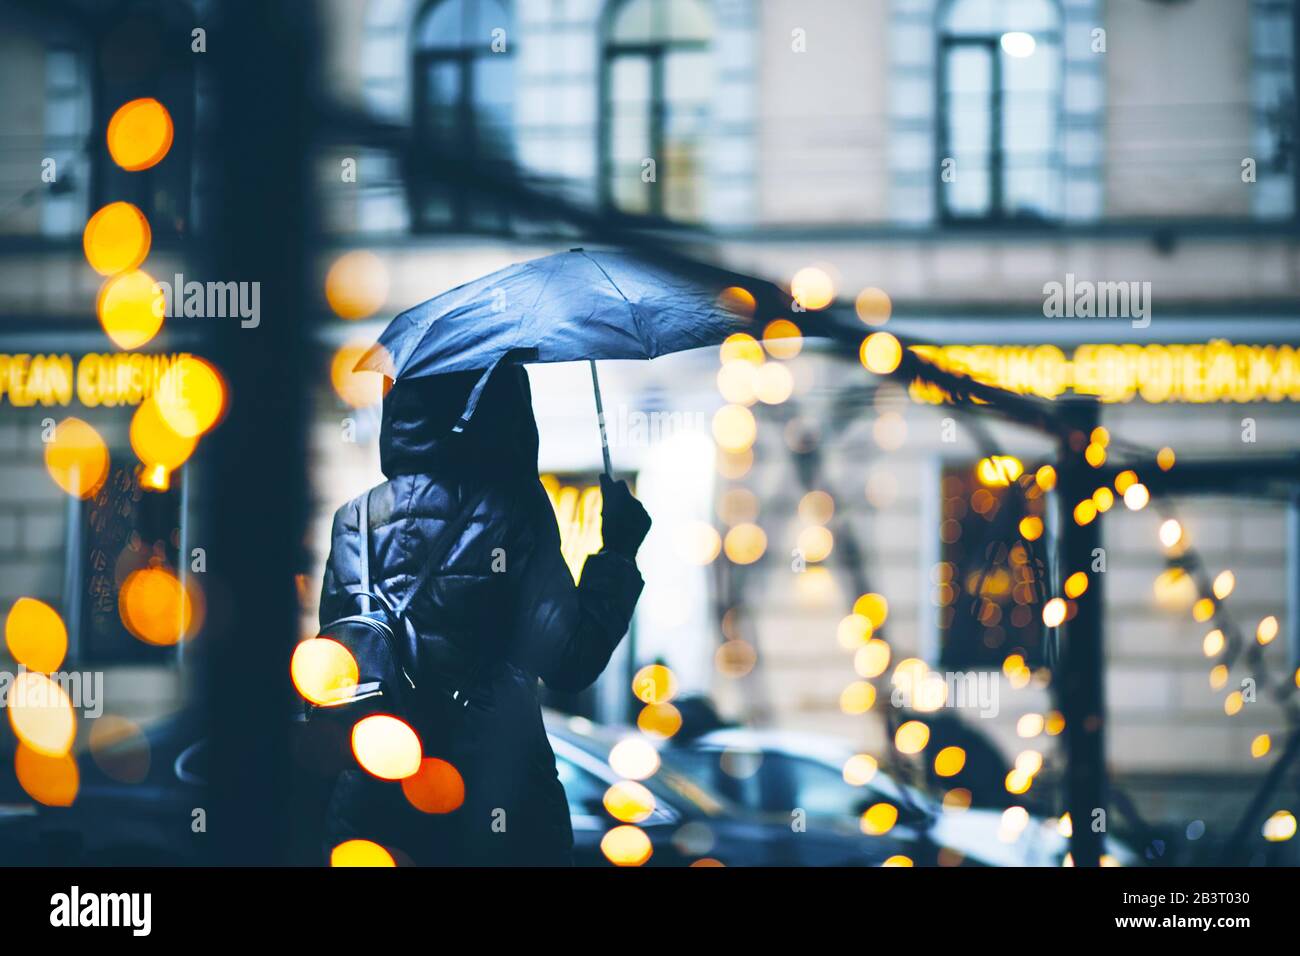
579,250,652,355
515,260,557,353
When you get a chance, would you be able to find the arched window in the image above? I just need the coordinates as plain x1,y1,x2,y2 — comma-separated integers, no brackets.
411,0,514,230
938,0,1061,221
602,0,713,221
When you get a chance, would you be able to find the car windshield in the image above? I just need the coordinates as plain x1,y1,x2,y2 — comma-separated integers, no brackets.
554,753,611,817
674,744,931,822
548,724,733,819
770,753,930,818
652,758,729,817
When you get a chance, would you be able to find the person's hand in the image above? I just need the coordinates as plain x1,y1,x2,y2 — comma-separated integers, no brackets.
599,474,651,559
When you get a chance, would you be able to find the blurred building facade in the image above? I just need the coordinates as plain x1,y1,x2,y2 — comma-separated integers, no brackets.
308,0,1300,831
0,0,1297,839
0,0,199,729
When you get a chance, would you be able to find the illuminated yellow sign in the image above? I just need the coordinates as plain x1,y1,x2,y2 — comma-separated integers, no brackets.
541,474,604,583
0,353,188,408
909,341,1300,404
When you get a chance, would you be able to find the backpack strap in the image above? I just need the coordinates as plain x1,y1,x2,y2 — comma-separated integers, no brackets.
358,489,372,614
340,584,396,617
392,486,490,619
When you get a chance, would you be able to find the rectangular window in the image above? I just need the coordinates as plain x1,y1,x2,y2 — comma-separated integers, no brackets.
936,461,1049,670
411,50,515,233
540,471,605,583
938,31,1062,222
940,40,996,218
41,47,90,237
537,470,638,725
77,460,182,665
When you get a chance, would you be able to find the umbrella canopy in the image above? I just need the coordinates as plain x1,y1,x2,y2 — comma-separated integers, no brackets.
356,248,775,380
356,247,787,475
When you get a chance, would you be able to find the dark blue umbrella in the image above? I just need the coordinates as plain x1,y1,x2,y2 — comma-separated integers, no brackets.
357,248,781,474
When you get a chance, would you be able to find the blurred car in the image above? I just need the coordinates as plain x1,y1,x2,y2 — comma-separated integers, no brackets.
545,710,920,866
0,710,917,867
666,727,1139,867
0,713,206,866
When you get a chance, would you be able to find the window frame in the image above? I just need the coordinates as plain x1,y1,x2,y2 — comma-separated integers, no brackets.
408,0,515,233
598,0,712,222
68,453,187,668
935,0,1063,225
935,459,1051,672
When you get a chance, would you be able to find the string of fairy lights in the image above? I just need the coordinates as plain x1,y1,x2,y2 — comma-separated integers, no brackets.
692,271,1298,862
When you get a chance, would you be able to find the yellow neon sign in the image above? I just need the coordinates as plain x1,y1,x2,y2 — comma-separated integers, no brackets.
909,341,1300,404
0,353,189,408
540,474,604,583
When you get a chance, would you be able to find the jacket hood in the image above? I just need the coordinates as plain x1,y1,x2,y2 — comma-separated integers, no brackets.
379,364,540,478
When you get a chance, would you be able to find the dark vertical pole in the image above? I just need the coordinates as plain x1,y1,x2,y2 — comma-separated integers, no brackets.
936,40,949,222
61,489,83,661
990,38,1004,220
650,50,665,218
176,464,189,672
1293,2,1300,226
1289,493,1300,675
1056,399,1106,867
200,0,318,865
458,50,474,226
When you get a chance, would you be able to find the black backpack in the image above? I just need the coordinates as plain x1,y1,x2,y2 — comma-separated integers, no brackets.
298,487,485,723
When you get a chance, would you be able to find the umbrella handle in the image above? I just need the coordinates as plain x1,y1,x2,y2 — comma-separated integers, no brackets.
589,359,613,478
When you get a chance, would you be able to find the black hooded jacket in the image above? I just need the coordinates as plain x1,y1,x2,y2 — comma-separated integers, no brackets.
318,367,644,864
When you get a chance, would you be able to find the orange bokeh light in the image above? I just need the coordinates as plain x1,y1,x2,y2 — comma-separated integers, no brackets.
119,566,199,646
325,251,388,320
330,839,396,867
83,202,151,276
860,802,899,836
717,286,756,318
15,745,79,807
860,332,903,375
7,671,76,757
291,638,360,706
855,287,892,327
97,269,165,350
106,98,174,172
632,663,678,705
156,355,227,438
790,266,835,311
401,757,466,814
600,824,653,866
351,714,422,780
603,780,656,823
5,597,68,674
761,319,802,359
636,701,683,739
331,342,387,408
130,398,198,485
43,417,110,499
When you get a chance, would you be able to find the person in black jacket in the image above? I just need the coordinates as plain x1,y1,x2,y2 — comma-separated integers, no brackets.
317,364,650,865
